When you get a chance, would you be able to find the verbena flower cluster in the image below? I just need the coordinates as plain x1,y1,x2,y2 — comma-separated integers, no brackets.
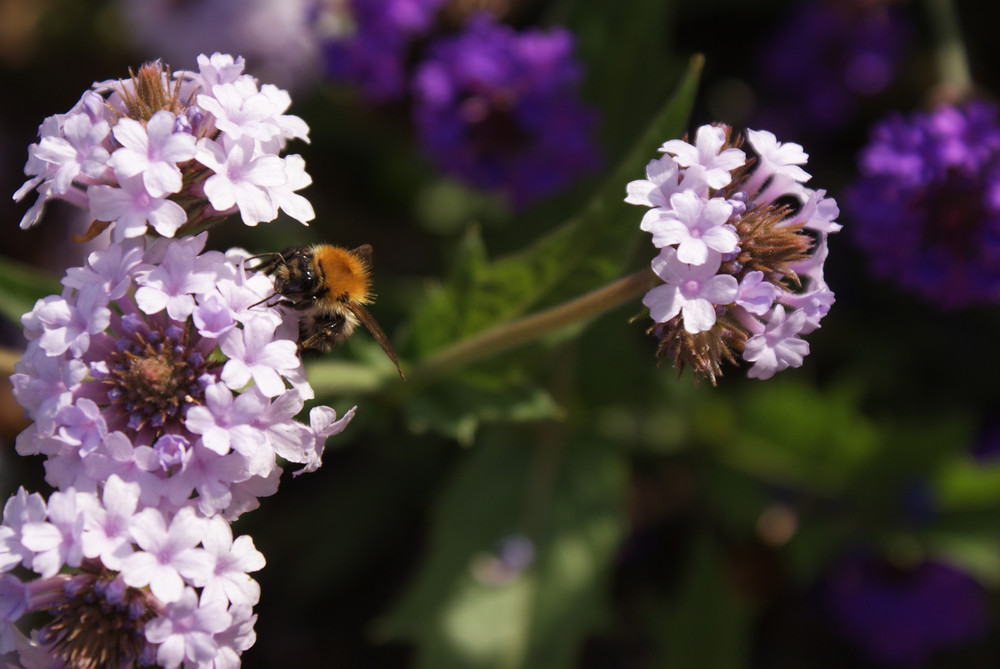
5,54,354,668
1,483,262,667
14,52,314,241
314,4,599,205
11,233,352,516
847,100,1000,308
627,123,840,383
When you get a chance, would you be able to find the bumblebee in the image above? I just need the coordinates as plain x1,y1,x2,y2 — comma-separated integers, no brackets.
247,243,404,379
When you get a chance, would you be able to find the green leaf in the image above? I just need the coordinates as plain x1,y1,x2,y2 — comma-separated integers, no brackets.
404,368,563,444
922,530,1000,586
378,434,626,669
695,378,879,492
0,257,61,326
409,55,704,358
936,456,1000,509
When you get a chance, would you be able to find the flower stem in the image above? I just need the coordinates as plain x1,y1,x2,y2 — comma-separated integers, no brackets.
925,0,972,99
408,268,659,382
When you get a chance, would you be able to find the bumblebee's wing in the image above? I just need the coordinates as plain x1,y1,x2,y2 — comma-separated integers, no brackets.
344,301,404,379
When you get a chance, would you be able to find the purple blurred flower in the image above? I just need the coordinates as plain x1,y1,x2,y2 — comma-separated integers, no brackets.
117,0,321,91
847,101,1000,307
316,0,446,102
754,0,912,139
412,14,600,206
823,553,988,667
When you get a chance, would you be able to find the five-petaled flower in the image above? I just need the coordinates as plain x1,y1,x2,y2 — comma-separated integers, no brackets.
628,122,840,383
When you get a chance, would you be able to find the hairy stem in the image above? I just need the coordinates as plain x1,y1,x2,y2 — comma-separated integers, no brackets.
409,268,659,382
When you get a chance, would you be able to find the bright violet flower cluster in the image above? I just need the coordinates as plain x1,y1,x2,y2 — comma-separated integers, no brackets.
627,123,840,383
847,101,1000,308
14,52,314,241
6,55,354,668
412,15,600,207
316,0,446,103
314,6,600,205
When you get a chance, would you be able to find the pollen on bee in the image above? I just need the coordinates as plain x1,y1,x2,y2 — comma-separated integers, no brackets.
311,244,372,303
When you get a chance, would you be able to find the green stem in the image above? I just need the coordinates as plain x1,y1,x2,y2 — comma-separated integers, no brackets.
925,0,972,98
408,268,659,383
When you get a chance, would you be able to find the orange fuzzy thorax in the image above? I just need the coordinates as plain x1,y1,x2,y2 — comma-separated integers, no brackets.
311,244,372,303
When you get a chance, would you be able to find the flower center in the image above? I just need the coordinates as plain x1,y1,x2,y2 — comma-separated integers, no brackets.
38,561,157,669
103,321,210,437
682,279,702,296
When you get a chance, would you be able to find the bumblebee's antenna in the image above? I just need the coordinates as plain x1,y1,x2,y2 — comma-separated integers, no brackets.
242,251,284,273
244,251,286,309
247,293,280,310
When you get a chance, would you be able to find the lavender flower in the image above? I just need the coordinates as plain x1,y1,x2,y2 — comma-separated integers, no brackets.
13,53,314,241
0,484,261,667
412,14,600,206
10,234,355,519
847,101,1000,307
822,553,988,666
315,0,446,102
627,123,840,384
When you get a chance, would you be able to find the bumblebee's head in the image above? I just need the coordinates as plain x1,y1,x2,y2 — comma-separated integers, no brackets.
271,248,322,300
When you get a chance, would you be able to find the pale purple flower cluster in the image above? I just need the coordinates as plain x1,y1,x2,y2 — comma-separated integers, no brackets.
0,482,262,666
6,55,355,667
4,236,351,668
14,52,314,240
12,233,353,518
847,101,1000,308
627,124,840,381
